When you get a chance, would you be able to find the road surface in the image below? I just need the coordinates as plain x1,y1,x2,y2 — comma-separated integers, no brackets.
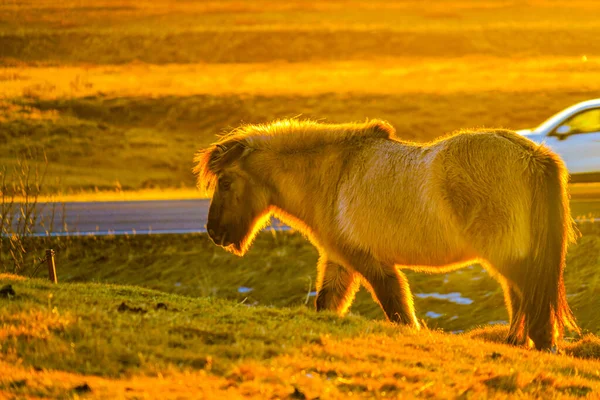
17,199,289,236
7,198,600,237
31,199,211,236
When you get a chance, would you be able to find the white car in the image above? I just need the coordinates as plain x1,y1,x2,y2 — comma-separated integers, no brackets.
516,98,600,182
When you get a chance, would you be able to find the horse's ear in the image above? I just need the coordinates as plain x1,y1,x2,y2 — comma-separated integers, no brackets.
242,146,254,158
209,141,251,172
368,119,396,139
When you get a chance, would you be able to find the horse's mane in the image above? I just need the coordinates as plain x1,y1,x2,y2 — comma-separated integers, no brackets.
228,118,396,150
194,119,396,190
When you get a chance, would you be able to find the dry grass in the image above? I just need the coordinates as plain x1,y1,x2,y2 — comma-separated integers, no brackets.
1,89,598,193
2,0,600,65
1,57,599,99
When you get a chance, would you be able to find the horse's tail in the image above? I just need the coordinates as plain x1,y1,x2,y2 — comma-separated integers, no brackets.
526,147,580,343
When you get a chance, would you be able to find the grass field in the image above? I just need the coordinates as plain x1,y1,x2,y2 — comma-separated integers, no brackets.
2,272,600,399
2,1,600,64
4,228,600,337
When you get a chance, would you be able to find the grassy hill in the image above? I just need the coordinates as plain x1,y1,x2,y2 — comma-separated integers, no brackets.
2,89,598,193
3,228,600,337
2,272,600,399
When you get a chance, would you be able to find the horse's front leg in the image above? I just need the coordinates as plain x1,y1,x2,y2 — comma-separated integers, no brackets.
349,251,420,329
315,258,360,316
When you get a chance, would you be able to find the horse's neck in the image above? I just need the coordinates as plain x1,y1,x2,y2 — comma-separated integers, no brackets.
269,174,319,230
261,140,423,235
264,151,331,231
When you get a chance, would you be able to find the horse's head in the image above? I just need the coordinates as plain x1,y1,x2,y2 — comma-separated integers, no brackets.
194,139,270,256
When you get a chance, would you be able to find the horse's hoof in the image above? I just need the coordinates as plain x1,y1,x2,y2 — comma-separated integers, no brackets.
505,335,521,346
533,342,558,353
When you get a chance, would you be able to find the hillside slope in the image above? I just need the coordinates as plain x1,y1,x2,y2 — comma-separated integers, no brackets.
3,0,600,193
2,274,600,399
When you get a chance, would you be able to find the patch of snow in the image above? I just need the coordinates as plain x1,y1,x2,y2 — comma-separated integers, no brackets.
415,292,474,305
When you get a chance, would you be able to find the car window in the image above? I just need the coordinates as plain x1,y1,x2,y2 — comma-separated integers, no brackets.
561,108,600,135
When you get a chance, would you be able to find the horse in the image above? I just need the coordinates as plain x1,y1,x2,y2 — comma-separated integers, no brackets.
193,118,579,351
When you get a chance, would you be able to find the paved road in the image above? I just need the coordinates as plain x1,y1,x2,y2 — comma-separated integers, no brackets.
30,199,212,236
21,199,288,236
9,198,600,237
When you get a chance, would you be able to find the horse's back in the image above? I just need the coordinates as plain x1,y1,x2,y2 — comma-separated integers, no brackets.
333,130,541,267
333,138,472,266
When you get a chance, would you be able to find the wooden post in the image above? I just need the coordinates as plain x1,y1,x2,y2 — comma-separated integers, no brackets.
46,249,57,284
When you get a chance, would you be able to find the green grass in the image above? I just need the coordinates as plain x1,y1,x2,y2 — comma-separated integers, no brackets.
5,229,600,337
2,272,600,399
0,274,377,378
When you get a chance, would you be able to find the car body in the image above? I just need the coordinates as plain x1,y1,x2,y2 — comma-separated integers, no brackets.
516,98,600,182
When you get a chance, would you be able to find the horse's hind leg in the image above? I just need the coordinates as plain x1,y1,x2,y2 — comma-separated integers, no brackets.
315,259,360,316
521,284,554,351
499,277,526,345
496,262,554,350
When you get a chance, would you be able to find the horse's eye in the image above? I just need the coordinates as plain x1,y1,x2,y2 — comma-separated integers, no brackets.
219,180,231,191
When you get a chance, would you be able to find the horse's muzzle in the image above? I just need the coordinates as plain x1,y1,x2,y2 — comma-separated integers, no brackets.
207,227,232,247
